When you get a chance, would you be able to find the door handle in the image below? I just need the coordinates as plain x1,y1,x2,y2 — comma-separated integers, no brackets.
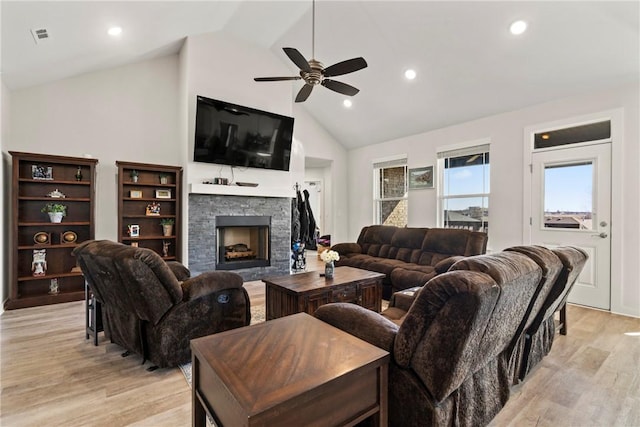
591,232,608,238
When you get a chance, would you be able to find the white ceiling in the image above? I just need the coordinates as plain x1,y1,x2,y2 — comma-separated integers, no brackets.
2,1,638,149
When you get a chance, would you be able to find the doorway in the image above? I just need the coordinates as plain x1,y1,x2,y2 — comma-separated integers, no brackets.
525,119,613,310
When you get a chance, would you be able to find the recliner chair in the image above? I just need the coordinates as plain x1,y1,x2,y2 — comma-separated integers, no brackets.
73,240,250,368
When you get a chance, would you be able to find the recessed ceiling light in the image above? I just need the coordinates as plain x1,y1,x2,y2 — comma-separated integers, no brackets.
343,99,353,108
404,69,417,80
510,20,527,35
541,134,550,140
108,27,122,36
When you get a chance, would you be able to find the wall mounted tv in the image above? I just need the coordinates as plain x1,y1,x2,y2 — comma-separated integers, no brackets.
194,95,294,172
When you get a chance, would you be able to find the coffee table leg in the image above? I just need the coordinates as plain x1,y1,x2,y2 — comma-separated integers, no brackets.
374,364,389,427
192,358,206,427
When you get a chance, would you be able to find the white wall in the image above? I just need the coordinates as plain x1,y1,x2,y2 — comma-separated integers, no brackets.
181,32,350,246
294,106,348,243
7,55,181,242
3,32,350,273
347,82,639,317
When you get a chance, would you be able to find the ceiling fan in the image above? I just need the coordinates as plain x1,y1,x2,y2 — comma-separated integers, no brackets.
254,0,367,103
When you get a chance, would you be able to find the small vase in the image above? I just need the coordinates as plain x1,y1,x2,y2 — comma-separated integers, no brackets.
132,175,139,183
325,261,335,279
48,212,64,223
162,224,173,237
160,176,168,184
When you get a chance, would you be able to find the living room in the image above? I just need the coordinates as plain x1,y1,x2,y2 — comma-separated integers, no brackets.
1,1,639,425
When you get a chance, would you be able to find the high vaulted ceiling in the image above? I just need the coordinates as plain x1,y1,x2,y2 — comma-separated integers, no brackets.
2,1,638,149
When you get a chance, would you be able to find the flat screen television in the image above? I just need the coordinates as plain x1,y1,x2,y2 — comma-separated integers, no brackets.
194,95,294,171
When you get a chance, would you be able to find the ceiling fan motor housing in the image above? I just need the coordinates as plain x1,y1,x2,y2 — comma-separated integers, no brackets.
301,60,324,85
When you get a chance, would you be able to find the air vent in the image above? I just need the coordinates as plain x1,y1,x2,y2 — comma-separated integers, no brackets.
30,28,50,44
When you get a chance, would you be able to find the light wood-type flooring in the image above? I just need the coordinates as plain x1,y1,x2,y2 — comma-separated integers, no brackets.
1,251,639,426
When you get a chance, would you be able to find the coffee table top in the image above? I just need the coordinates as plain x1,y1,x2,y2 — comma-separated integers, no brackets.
191,312,389,417
262,266,385,293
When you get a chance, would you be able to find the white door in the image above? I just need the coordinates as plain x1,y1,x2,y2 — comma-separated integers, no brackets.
530,143,611,310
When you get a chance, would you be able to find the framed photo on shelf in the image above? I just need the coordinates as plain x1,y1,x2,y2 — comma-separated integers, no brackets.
32,165,53,180
145,202,161,216
128,224,140,237
155,189,171,199
409,166,434,190
129,190,143,199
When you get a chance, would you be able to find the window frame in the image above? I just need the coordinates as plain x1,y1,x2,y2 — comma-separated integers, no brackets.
436,141,490,232
372,156,408,226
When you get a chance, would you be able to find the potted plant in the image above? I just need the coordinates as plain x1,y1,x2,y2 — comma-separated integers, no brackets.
159,173,169,185
130,169,139,183
160,218,174,236
41,203,67,223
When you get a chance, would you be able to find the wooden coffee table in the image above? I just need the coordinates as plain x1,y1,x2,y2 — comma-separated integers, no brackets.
263,266,385,320
191,312,389,427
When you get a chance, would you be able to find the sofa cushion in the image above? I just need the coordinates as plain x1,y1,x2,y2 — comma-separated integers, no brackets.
422,228,487,258
390,268,436,292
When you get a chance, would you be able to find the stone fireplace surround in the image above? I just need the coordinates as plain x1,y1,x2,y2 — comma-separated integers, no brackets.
188,194,291,281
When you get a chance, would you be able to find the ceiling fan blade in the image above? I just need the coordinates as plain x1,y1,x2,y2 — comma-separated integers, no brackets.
321,79,360,96
283,47,311,72
254,77,302,82
323,57,368,77
295,84,314,103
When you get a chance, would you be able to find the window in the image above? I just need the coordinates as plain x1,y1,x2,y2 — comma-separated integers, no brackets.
373,157,408,227
438,144,490,232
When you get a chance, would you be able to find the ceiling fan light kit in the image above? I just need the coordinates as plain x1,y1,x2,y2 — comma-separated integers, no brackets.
254,0,367,103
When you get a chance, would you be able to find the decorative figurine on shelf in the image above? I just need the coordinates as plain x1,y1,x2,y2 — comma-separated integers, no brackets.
32,249,47,276
47,188,66,198
145,202,161,216
49,278,59,295
162,240,171,258
75,166,83,181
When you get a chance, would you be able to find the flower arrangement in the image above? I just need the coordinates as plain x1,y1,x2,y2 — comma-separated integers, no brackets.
320,250,340,264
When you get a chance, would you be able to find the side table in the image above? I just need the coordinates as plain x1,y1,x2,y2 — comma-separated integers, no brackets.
85,280,103,346
191,312,389,426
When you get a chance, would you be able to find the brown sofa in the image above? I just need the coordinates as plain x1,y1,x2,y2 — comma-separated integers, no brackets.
73,240,251,368
314,245,588,427
331,225,488,298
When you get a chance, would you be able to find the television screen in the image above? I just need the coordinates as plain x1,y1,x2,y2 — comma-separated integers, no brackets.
194,96,294,171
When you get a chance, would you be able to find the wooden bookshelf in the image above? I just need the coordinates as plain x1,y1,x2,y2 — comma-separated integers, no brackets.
116,161,182,261
7,151,98,309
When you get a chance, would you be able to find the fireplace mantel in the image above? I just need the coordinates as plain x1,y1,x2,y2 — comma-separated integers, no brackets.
189,183,294,198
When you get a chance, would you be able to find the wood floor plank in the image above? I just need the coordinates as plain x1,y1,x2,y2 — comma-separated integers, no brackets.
2,253,639,426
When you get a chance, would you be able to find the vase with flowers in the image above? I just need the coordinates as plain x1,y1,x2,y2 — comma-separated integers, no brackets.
320,249,340,279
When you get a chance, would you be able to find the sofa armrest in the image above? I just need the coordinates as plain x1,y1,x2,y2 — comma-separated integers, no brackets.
434,255,465,273
165,261,191,281
331,242,362,255
314,303,398,353
181,271,244,301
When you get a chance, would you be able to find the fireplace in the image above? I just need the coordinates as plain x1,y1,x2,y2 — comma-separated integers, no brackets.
189,194,290,280
216,216,270,270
